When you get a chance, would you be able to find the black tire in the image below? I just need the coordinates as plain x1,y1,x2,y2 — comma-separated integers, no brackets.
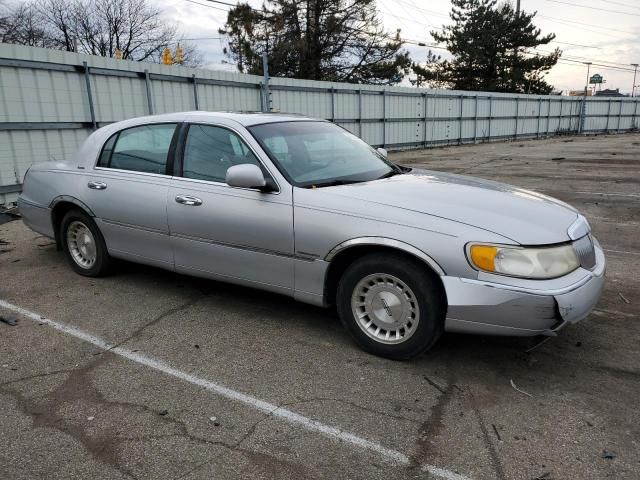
60,209,112,277
336,253,446,360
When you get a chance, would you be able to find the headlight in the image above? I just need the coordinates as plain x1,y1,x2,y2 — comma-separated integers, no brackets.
467,243,580,279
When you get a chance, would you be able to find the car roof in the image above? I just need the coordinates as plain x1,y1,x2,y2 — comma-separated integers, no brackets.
73,111,323,169
119,111,321,127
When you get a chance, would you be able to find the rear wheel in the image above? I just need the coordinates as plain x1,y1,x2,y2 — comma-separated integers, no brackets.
60,209,112,277
336,253,445,360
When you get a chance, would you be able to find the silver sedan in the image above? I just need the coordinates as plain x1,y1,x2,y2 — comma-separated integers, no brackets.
18,112,605,359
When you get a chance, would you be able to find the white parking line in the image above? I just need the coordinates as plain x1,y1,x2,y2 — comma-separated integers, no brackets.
573,191,640,198
0,299,471,480
604,249,640,256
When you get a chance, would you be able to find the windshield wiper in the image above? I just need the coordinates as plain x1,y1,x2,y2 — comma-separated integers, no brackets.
374,169,401,180
306,179,361,188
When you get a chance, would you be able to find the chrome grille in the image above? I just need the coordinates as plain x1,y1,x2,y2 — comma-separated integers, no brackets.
573,234,596,270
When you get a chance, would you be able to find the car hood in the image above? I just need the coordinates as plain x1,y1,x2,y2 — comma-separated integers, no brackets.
321,169,579,245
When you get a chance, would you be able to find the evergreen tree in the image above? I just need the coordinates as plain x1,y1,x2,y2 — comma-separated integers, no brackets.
414,0,559,93
219,0,411,85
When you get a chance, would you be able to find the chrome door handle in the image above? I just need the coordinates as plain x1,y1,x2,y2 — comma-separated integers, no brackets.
88,181,107,190
175,195,203,206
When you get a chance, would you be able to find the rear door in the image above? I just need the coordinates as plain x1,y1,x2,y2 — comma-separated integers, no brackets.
167,122,295,294
84,122,178,268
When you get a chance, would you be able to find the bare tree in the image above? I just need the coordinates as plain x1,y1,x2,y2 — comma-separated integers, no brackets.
1,0,203,67
1,1,50,47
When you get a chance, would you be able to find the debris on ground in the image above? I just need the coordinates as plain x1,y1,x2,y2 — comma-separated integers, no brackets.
525,336,551,353
491,424,502,441
576,341,582,347
510,379,533,397
551,157,566,160
618,292,630,304
601,450,616,460
159,410,169,416
87,416,95,421
533,472,552,480
0,315,18,326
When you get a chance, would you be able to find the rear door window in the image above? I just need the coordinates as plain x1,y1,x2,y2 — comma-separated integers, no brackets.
98,123,177,174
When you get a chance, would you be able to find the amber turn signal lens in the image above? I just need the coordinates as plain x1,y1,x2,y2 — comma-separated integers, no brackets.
470,245,497,272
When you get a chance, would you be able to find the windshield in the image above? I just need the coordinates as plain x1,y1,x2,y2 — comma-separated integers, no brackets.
249,121,397,187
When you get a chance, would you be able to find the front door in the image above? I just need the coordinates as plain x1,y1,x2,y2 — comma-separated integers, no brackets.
84,122,177,268
167,123,294,294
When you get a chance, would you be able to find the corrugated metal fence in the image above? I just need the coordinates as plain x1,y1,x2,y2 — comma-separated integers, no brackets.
1,44,639,205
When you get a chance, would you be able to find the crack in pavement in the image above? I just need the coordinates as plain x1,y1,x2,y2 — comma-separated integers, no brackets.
104,296,206,353
0,354,139,480
275,396,423,425
467,388,507,480
1,352,313,480
0,367,81,388
0,353,306,480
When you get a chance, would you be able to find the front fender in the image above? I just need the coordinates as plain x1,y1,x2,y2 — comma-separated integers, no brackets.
324,236,445,275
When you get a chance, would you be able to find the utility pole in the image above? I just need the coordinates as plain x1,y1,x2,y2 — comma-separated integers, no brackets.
516,0,521,15
262,52,271,112
631,63,639,97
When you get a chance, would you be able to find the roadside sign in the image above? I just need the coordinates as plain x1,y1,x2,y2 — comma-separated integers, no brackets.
590,74,603,84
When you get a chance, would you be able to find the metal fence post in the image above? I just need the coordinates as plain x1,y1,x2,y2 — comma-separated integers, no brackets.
192,74,199,110
488,96,492,141
382,90,386,147
605,99,611,133
82,61,96,129
536,97,541,138
473,95,478,143
634,100,639,129
578,95,586,134
423,92,428,147
514,97,519,139
330,88,335,122
617,100,623,132
547,98,552,135
459,94,464,145
144,69,153,115
559,97,563,133
357,89,362,138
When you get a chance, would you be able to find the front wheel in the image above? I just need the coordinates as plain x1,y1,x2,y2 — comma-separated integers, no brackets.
336,253,446,360
60,209,112,277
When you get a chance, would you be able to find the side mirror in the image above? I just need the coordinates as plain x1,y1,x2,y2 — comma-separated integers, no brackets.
226,164,267,190
376,147,388,159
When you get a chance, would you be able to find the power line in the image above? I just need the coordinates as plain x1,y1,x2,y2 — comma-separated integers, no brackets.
528,50,638,72
550,40,599,48
598,0,640,11
390,0,449,19
184,0,230,13
539,0,640,17
537,14,638,36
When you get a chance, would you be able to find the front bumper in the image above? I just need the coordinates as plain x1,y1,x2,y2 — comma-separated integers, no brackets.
443,239,606,336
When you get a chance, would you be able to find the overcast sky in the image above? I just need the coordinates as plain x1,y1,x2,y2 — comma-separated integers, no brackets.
159,0,640,95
